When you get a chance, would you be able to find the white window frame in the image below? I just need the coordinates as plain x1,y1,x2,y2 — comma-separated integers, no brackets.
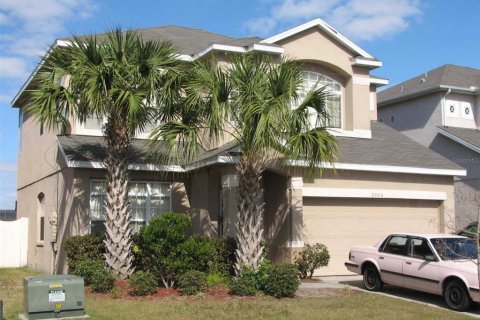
75,116,160,139
298,71,343,129
89,180,172,233
75,117,105,136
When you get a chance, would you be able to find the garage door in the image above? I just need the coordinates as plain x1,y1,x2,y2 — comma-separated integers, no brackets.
303,198,440,275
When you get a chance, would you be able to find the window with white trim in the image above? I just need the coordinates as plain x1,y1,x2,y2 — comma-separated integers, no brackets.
89,180,172,234
298,71,342,128
84,116,104,130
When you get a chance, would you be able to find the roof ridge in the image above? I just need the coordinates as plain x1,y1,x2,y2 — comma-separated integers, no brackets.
59,24,234,42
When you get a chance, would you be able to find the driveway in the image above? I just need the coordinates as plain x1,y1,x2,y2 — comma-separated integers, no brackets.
300,275,480,318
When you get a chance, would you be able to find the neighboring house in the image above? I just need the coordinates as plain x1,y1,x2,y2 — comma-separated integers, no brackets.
0,209,16,221
11,19,464,276
378,65,480,229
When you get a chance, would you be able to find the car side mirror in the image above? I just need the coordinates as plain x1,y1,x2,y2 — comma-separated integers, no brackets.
424,255,438,262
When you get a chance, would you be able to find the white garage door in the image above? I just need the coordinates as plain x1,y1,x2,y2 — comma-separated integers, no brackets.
303,198,440,275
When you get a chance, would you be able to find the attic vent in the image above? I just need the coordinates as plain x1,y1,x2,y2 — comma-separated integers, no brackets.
420,78,426,83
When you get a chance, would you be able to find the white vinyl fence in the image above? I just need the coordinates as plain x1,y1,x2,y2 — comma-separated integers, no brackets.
0,217,28,267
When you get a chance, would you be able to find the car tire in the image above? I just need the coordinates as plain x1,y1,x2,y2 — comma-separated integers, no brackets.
444,280,471,311
363,265,383,291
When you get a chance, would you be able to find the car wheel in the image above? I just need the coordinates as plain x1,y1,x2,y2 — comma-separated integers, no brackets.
444,280,471,311
363,265,383,291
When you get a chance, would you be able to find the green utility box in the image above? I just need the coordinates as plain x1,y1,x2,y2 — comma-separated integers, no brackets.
21,275,87,320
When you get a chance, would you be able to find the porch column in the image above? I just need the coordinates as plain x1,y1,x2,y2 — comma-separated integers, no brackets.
221,174,239,237
288,177,304,250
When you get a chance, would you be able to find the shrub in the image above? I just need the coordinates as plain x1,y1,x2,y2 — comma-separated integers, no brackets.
73,259,104,285
206,272,228,288
205,237,237,276
64,234,105,272
132,212,191,287
177,236,216,275
294,243,330,279
91,268,115,293
110,287,122,299
255,259,273,290
128,271,158,296
263,264,300,298
178,270,207,295
132,213,236,288
229,277,257,296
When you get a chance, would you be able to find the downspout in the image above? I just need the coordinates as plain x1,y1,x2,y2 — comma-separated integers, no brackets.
441,88,452,126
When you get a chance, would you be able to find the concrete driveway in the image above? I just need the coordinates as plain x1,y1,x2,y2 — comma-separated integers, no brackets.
300,275,480,318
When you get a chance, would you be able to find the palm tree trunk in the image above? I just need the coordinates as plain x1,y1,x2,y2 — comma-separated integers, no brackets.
103,115,134,279
234,155,265,276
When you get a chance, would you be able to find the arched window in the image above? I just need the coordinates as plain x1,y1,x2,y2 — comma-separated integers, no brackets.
299,71,342,128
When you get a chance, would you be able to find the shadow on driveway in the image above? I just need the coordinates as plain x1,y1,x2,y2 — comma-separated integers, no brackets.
337,277,480,318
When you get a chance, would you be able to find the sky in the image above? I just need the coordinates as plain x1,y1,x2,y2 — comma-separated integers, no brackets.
0,0,479,209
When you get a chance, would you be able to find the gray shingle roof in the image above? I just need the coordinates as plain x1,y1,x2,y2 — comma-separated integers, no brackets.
58,135,153,163
62,26,268,56
378,64,480,105
437,126,480,152
335,121,462,170
57,121,461,172
57,135,210,165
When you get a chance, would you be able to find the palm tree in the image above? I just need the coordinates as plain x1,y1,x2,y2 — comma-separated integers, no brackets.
25,29,180,278
151,52,338,275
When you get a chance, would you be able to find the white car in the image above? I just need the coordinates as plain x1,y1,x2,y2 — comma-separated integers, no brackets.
345,233,480,311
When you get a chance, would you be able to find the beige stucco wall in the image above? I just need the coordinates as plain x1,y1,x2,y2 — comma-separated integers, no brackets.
17,111,64,188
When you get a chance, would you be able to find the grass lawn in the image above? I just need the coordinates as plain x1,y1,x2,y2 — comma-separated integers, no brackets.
0,268,473,320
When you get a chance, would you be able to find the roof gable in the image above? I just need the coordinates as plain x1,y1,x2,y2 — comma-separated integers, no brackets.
260,18,375,59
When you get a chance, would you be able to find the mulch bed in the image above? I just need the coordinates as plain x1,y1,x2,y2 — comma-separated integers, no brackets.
87,280,254,301
87,279,351,301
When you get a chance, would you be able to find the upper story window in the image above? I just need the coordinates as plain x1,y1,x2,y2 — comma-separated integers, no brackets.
75,115,159,138
300,71,342,129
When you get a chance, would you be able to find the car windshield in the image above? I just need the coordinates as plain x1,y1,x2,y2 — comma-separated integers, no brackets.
431,238,477,260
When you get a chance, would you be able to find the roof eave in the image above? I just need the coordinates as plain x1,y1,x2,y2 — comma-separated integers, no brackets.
11,40,71,108
351,57,382,69
287,160,466,177
378,85,479,107
436,127,480,154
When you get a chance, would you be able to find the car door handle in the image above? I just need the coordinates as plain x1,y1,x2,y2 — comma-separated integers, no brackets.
379,256,384,260
405,261,412,265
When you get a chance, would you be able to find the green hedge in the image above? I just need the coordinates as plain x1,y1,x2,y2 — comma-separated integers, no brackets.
64,234,105,272
178,270,207,295
263,264,300,298
128,271,158,296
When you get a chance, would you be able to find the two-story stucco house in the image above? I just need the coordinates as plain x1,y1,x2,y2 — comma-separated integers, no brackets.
378,65,480,229
12,19,464,276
